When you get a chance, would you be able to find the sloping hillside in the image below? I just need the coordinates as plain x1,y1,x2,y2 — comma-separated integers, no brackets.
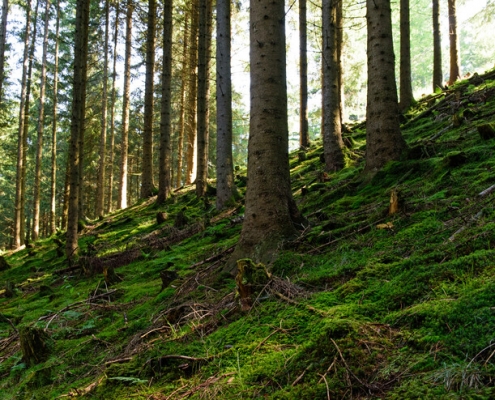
1,70,495,399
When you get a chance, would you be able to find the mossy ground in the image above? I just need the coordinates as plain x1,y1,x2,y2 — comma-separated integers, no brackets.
2,71,495,399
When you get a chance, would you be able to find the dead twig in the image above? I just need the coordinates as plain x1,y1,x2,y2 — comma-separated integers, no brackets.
317,373,331,400
40,289,118,330
330,338,379,393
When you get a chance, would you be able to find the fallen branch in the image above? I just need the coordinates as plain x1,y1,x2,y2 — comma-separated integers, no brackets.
105,357,133,365
188,245,235,269
479,184,495,197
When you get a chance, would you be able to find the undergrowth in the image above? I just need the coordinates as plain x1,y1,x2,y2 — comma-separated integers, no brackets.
2,70,495,399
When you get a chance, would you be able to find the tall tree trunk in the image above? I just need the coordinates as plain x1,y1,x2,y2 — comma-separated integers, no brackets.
107,2,119,214
118,0,133,210
140,0,156,199
0,0,8,101
230,0,303,267
15,0,39,247
13,0,32,248
196,0,212,198
432,0,443,91
185,2,199,185
322,0,345,172
215,0,236,209
77,0,90,223
96,0,110,218
32,0,51,241
50,0,61,235
66,0,90,259
176,14,189,188
157,0,173,204
399,0,414,111
365,0,407,173
299,0,309,148
447,0,460,85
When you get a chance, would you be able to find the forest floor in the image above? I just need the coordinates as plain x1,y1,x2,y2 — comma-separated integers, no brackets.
2,69,495,399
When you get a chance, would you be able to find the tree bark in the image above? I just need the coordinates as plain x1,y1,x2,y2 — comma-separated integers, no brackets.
107,3,119,214
13,0,32,248
176,14,188,188
447,0,460,85
432,0,443,91
32,0,51,241
96,0,110,218
365,0,407,173
322,0,345,172
141,0,156,199
399,0,414,111
299,0,309,148
215,0,236,209
66,0,90,259
157,0,173,204
196,0,212,198
230,0,303,266
118,0,133,210
0,0,8,101
185,2,198,185
49,0,61,235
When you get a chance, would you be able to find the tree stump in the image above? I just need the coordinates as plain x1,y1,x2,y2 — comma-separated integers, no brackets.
4,281,16,298
160,269,178,292
235,259,271,311
156,212,168,224
103,266,123,286
0,256,10,271
477,123,495,140
174,208,189,228
389,189,400,215
19,326,50,367
443,151,467,167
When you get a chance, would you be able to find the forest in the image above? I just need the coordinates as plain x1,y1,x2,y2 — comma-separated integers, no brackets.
1,0,495,398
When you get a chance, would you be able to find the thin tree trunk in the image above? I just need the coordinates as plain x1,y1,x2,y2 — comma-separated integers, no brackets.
215,0,236,209
322,0,345,172
13,0,32,248
140,0,156,199
61,162,69,230
107,2,119,214
50,0,60,235
299,0,309,148
185,2,198,185
0,0,9,101
118,0,133,210
32,0,51,241
176,14,189,188
447,0,460,85
157,0,173,204
399,0,414,111
96,0,110,218
18,0,39,246
66,0,90,259
432,0,443,91
196,0,212,198
77,0,90,223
